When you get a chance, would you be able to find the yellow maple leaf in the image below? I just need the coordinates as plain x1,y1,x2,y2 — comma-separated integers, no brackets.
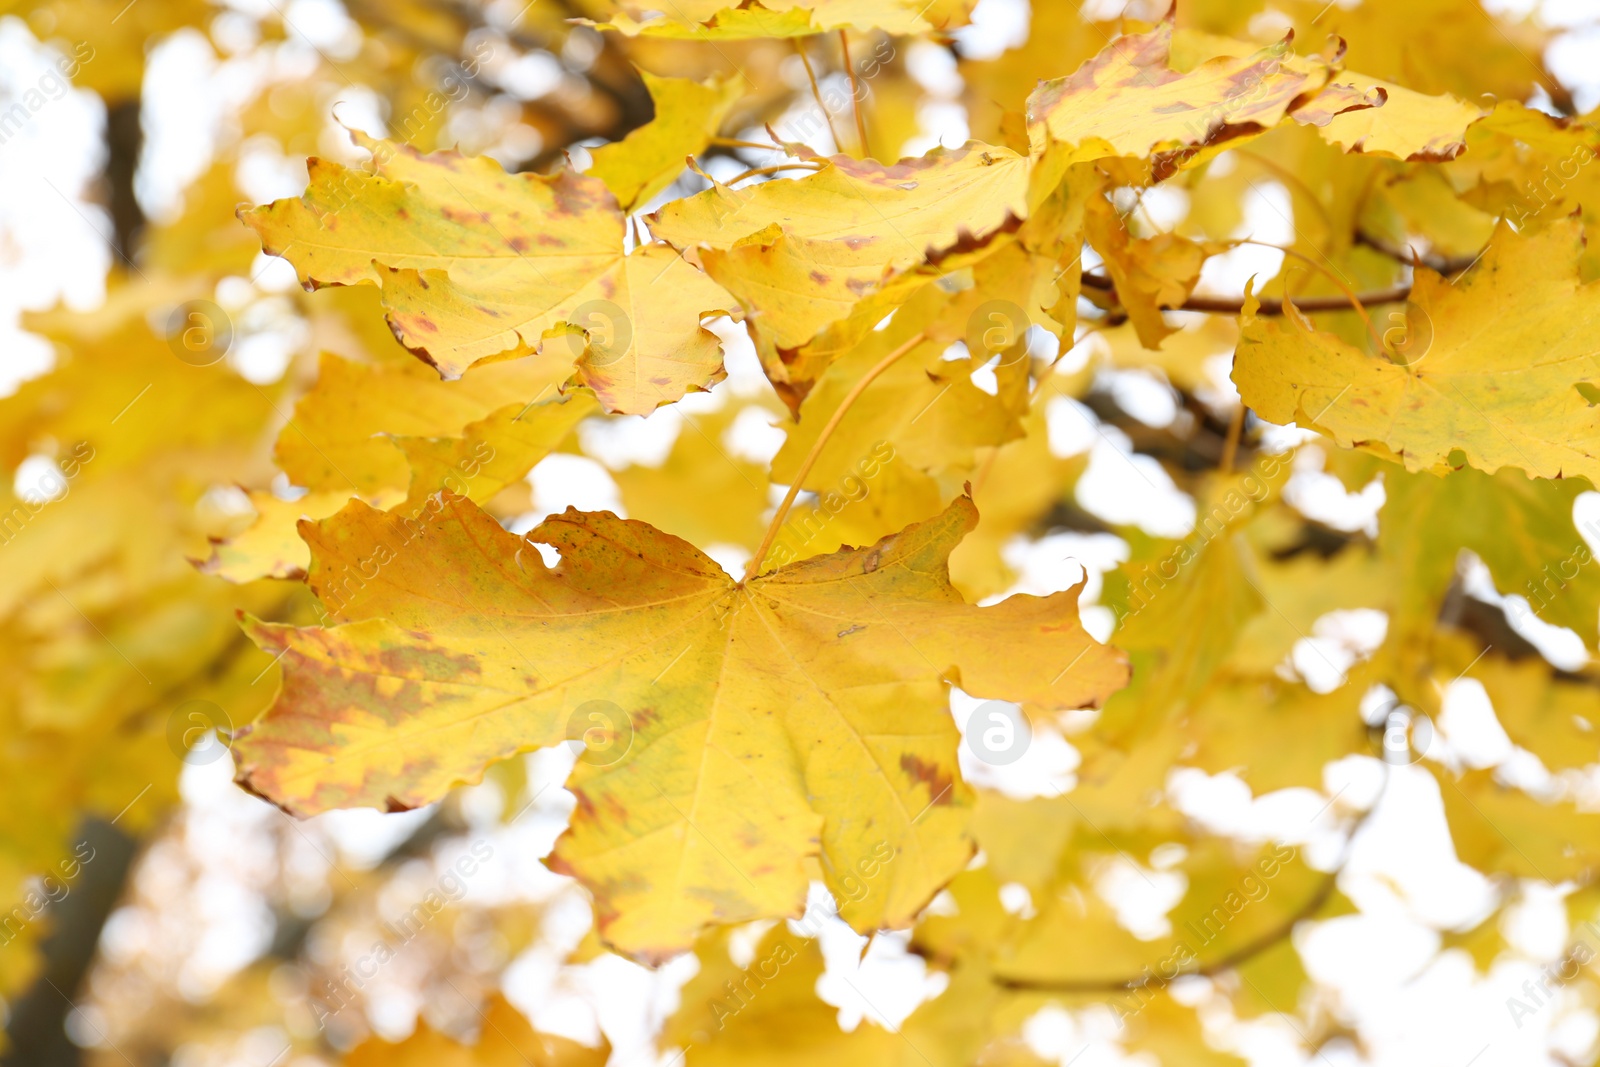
1292,73,1485,161
589,0,941,39
651,143,1035,398
274,352,572,498
652,144,1029,276
233,494,1126,960
1026,24,1331,182
241,131,738,415
1234,219,1600,484
343,994,608,1066
1084,195,1221,348
587,71,744,212
1436,768,1600,882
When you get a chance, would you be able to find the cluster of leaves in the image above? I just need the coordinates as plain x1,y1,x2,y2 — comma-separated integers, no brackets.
7,0,1600,1063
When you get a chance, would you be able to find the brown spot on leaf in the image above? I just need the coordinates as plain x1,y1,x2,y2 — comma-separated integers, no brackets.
900,754,955,806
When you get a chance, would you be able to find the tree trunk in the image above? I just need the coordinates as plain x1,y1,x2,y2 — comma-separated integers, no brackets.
102,97,145,262
1,820,139,1067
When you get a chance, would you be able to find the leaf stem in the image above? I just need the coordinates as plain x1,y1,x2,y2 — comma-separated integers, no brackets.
840,30,870,157
793,38,849,155
1219,402,1246,473
711,136,784,151
727,162,826,185
743,331,928,582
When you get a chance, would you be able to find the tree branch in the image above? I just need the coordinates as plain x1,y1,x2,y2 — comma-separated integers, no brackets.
993,771,1387,995
102,98,144,263
2,821,140,1067
1080,271,1413,316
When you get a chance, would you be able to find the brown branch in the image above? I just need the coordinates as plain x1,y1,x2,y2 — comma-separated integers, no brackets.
2,820,141,1067
1219,402,1246,474
1355,228,1486,276
1079,271,1412,315
103,98,145,264
994,770,1388,995
992,868,1338,994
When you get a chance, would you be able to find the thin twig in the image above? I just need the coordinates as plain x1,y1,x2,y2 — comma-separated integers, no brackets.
840,30,869,157
1354,227,1485,275
1078,273,1412,315
793,38,848,154
1237,239,1385,352
996,766,1388,993
743,331,928,582
1220,403,1246,474
727,162,825,185
711,136,784,151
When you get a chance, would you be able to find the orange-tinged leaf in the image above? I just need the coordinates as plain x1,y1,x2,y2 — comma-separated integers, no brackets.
233,494,1127,959
1084,195,1219,348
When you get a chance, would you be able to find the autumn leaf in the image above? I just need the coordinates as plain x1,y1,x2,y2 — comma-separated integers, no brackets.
233,493,1126,959
651,143,1039,398
272,351,572,498
343,994,608,1066
1084,195,1222,348
1436,768,1600,882
242,130,739,414
1235,219,1600,484
586,71,744,212
21,0,1600,1058
1026,24,1333,182
588,0,942,39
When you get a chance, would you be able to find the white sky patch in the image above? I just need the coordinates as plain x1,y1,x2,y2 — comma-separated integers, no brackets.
816,924,947,1033
952,689,1082,799
578,411,685,471
1194,178,1292,299
952,0,1030,60
1283,444,1387,536
1284,608,1389,694
1091,853,1186,941
0,21,107,393
1102,367,1180,428
1460,554,1594,672
1046,398,1197,536
722,405,786,465
522,453,624,528
1437,678,1515,771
